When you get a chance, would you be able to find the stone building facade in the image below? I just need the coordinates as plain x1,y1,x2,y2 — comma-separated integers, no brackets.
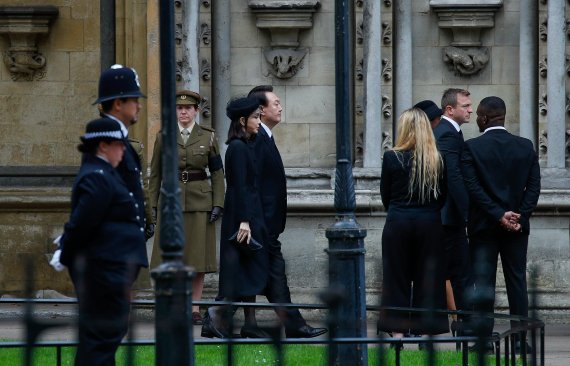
1,0,569,318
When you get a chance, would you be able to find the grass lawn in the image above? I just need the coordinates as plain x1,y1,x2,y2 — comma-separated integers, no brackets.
0,344,523,365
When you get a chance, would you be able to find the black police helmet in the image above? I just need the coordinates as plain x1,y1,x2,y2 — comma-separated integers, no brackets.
93,64,146,104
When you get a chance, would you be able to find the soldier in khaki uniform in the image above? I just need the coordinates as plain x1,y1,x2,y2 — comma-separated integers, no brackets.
149,90,225,325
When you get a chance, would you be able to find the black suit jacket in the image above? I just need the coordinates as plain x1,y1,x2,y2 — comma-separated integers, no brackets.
60,155,148,267
433,118,469,226
462,128,541,236
254,127,287,236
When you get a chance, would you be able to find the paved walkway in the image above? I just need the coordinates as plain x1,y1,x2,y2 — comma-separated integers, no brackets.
0,302,569,365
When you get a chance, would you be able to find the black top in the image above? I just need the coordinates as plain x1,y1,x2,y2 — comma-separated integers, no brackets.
60,154,147,267
380,150,445,220
218,138,269,298
462,128,541,235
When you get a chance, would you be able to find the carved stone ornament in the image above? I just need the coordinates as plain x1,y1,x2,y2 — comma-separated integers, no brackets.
539,130,547,155
201,97,211,118
264,48,306,79
175,22,183,45
356,58,363,81
538,56,570,78
540,19,547,42
381,58,392,81
430,1,503,47
249,0,320,79
202,0,211,8
357,20,364,44
443,46,490,76
356,0,364,8
0,6,59,81
381,22,392,45
382,95,392,119
200,23,211,45
382,131,393,152
200,58,211,81
384,0,392,7
539,93,547,116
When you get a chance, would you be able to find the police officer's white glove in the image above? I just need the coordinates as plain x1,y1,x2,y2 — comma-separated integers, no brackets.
49,235,66,272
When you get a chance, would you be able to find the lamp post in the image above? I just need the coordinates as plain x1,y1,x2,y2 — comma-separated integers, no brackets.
151,1,195,365
325,0,367,365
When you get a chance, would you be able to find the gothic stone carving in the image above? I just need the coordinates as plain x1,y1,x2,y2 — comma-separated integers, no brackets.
443,46,490,76
176,56,188,82
540,19,547,41
357,20,364,44
382,131,393,152
201,97,211,118
539,130,547,155
201,23,211,45
382,58,392,81
249,0,319,79
384,0,392,7
264,48,306,79
538,56,570,78
201,58,211,81
539,93,547,116
382,95,392,119
356,0,363,8
356,58,363,81
0,6,59,81
175,22,183,45
202,0,211,7
381,22,392,45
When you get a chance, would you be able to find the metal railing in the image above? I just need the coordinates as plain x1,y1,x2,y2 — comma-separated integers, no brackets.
0,295,545,366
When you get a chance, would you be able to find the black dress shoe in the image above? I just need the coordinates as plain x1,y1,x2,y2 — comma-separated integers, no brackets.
285,325,327,338
200,308,230,338
240,326,271,338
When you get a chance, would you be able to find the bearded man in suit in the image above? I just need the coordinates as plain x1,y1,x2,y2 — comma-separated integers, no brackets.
462,96,540,352
247,85,327,338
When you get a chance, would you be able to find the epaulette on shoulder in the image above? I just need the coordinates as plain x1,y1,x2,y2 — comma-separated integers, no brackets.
94,169,105,175
199,124,215,133
128,137,142,144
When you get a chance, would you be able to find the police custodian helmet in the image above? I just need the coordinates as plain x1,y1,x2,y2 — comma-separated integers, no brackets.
93,64,146,104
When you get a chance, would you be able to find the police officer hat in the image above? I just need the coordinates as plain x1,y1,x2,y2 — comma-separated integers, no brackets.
93,64,146,104
176,90,202,106
226,96,261,121
413,100,442,121
80,118,124,143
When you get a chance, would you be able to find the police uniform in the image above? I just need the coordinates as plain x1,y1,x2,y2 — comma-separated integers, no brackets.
149,90,225,272
60,117,147,366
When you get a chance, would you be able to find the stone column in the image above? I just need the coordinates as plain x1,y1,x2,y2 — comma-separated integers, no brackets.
182,0,200,93
547,0,566,168
393,0,412,135
519,0,538,147
362,0,382,168
211,0,231,158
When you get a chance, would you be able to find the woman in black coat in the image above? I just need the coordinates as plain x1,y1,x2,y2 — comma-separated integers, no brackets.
202,96,269,338
59,118,148,366
379,108,448,339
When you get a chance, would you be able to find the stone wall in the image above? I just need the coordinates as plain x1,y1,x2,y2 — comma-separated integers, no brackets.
0,0,100,167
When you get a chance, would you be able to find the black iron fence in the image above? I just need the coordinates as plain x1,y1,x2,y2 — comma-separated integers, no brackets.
0,295,545,366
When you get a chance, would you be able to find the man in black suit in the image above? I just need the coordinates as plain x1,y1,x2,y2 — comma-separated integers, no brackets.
433,88,472,329
462,96,540,349
247,85,327,338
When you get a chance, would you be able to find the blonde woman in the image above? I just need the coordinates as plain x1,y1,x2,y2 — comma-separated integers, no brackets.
378,108,449,341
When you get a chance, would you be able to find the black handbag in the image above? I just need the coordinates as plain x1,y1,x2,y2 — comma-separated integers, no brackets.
228,231,263,252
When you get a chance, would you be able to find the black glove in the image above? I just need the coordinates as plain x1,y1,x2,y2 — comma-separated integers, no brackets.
209,206,223,223
152,207,157,224
145,223,155,240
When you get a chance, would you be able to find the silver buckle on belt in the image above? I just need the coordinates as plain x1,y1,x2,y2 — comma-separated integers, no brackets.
181,171,188,183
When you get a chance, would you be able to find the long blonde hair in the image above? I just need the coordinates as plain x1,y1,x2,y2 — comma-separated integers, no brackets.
393,108,443,203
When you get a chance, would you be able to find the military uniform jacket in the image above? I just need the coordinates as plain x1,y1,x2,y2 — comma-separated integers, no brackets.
60,154,148,267
149,123,225,212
